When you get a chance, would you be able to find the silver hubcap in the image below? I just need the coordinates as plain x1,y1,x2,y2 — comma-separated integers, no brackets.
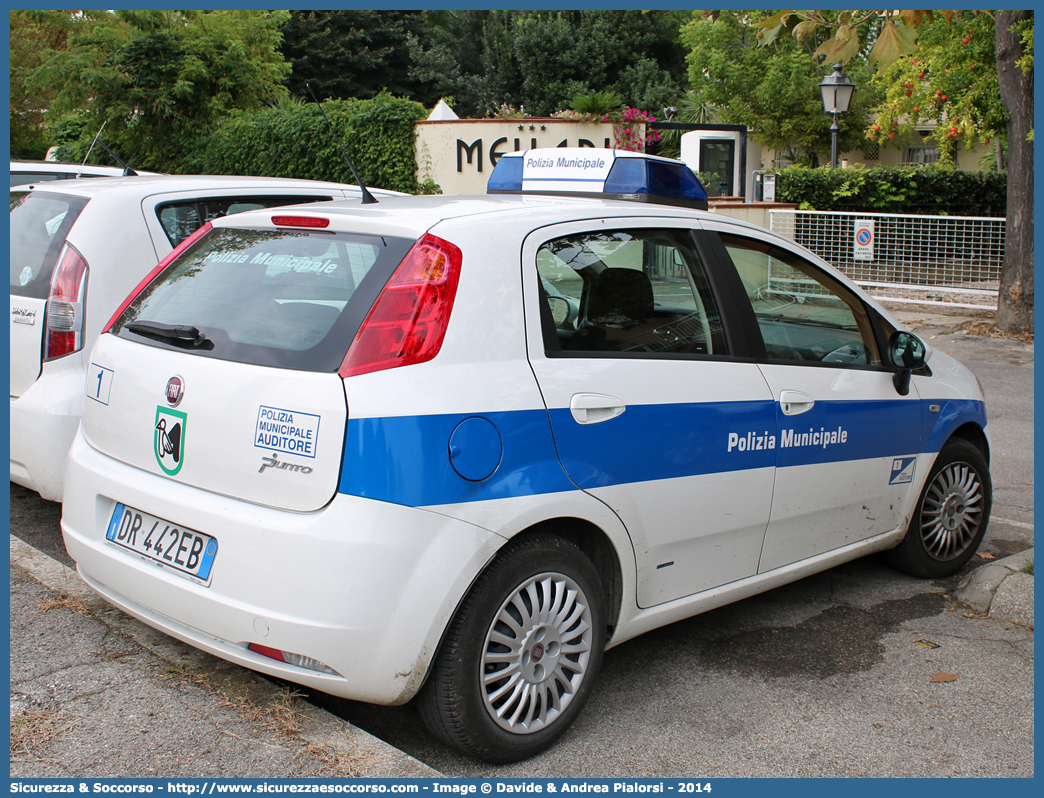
920,462,984,561
481,572,594,734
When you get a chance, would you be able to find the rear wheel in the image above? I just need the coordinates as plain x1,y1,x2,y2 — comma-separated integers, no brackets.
886,438,992,578
419,534,605,762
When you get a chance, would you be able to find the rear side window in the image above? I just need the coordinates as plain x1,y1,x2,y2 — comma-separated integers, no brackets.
156,196,335,247
537,228,730,357
9,191,89,298
113,227,414,371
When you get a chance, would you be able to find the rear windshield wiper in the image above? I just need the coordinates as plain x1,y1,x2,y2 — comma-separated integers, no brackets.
125,320,213,349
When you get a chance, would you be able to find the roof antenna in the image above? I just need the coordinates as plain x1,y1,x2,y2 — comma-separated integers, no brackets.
260,146,283,177
305,83,378,204
93,138,139,176
79,121,107,177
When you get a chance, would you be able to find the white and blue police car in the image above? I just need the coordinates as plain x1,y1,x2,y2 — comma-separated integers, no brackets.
62,149,991,762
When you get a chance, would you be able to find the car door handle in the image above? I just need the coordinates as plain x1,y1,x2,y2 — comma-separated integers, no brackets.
779,390,815,416
569,393,626,425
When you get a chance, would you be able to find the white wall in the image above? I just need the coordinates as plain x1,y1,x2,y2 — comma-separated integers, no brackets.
415,119,630,195
680,130,744,197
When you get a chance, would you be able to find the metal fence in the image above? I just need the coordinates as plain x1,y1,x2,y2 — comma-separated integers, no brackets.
769,210,1005,310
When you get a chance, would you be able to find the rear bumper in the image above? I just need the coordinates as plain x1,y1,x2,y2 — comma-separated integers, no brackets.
10,356,87,501
61,429,505,705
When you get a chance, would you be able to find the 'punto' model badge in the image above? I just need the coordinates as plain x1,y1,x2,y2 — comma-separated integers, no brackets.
165,376,185,407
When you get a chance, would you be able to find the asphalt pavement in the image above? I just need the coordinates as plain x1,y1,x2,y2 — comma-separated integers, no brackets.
10,533,1032,778
9,305,1034,779
10,534,438,779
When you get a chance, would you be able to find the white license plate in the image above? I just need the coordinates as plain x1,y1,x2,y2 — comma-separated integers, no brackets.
105,503,218,584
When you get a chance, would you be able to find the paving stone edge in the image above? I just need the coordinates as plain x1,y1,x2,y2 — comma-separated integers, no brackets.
955,547,1034,629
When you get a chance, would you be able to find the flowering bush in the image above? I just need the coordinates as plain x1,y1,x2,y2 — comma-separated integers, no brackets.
492,102,662,153
491,103,529,120
608,107,660,152
551,109,592,121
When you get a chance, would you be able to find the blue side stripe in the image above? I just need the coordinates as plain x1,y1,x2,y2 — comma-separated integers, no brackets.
773,398,920,469
337,399,986,508
340,409,575,507
547,400,777,489
922,398,988,453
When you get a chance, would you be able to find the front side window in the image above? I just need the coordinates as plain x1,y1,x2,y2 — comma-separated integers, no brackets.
113,227,413,371
721,233,880,366
156,196,334,247
536,228,728,357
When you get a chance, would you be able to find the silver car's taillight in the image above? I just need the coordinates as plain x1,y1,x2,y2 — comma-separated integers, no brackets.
43,245,89,361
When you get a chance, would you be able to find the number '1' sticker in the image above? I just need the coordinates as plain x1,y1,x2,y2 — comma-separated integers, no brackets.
88,364,115,406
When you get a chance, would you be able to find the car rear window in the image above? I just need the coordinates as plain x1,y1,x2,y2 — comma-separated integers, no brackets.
155,196,339,247
112,226,415,372
10,172,68,186
9,190,90,298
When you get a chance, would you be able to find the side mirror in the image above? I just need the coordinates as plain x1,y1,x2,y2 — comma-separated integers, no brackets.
546,296,569,326
888,331,926,396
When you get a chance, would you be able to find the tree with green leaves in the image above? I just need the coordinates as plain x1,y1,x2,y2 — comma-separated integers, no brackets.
407,10,689,118
27,10,292,173
752,10,1032,333
993,11,1034,333
865,14,1004,166
681,11,881,166
403,11,487,115
280,11,444,107
511,11,686,117
10,11,72,159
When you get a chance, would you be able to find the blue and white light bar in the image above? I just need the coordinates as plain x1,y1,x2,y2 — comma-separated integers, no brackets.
487,148,708,210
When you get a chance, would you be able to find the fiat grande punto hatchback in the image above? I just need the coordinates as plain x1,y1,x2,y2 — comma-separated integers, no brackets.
62,150,991,762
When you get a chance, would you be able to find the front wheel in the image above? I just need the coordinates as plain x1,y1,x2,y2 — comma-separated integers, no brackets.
886,438,992,578
419,534,606,762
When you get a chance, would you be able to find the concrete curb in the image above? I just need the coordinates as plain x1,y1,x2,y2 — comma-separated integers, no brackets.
955,547,1034,629
10,534,443,779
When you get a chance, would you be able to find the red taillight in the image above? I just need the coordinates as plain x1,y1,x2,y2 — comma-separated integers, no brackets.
271,215,330,228
248,644,286,662
43,245,89,361
340,233,462,378
102,221,213,335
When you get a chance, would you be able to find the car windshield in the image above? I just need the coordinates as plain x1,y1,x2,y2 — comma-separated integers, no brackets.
113,226,415,372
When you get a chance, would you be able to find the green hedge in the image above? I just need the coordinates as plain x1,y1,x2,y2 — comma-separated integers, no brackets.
182,93,437,194
773,165,1006,217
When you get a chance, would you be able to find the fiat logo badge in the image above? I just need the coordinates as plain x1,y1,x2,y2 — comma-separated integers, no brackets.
165,376,185,407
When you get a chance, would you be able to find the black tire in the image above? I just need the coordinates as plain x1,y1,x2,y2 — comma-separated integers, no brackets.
886,438,992,578
418,534,606,763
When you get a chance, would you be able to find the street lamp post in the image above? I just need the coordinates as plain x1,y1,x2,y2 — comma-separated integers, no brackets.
820,63,856,168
